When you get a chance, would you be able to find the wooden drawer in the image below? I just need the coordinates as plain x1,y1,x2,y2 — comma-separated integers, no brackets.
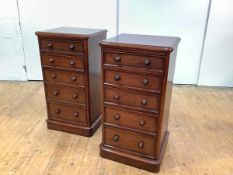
104,126,156,157
104,87,160,113
43,69,85,86
41,54,84,70
48,102,87,124
104,106,157,132
40,39,84,54
104,52,164,71
104,69,162,92
45,83,86,104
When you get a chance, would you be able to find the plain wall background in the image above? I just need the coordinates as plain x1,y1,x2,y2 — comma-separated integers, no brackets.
0,0,232,87
119,0,210,84
0,0,27,80
18,0,117,80
198,0,233,87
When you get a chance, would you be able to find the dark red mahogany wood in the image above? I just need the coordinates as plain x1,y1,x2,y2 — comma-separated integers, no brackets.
99,33,180,172
36,27,107,137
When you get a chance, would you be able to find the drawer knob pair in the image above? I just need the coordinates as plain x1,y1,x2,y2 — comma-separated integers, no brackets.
55,109,61,114
47,42,53,48
73,93,79,99
114,56,121,62
69,44,75,50
114,74,121,81
144,59,151,66
112,135,119,142
141,99,148,106
71,76,77,82
69,61,75,66
113,95,120,100
142,79,149,85
53,91,59,96
51,74,56,79
48,58,55,63
138,141,144,149
73,112,79,118
113,114,120,120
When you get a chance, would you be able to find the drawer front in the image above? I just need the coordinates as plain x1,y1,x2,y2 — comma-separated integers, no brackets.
104,126,156,157
104,52,164,71
104,87,160,112
46,83,86,104
48,102,87,123
104,106,157,132
41,54,84,69
40,39,84,54
104,69,162,91
44,69,85,86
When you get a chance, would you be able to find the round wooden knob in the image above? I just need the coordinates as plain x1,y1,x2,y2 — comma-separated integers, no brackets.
113,114,120,120
73,112,79,118
138,141,144,149
141,99,148,106
139,120,145,126
144,59,151,66
53,91,59,96
47,42,53,48
55,109,61,114
48,58,55,63
113,95,120,100
114,74,121,81
114,56,121,62
72,93,79,99
71,76,77,82
69,61,75,66
51,74,56,79
112,135,119,142
69,44,75,50
142,79,149,85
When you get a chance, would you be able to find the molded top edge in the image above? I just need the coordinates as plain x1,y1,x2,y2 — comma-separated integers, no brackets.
35,27,107,39
99,33,180,52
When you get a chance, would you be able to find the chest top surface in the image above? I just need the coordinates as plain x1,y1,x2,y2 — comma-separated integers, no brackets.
35,27,107,39
100,33,180,52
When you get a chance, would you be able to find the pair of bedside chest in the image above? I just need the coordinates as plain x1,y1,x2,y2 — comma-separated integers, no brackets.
36,27,180,172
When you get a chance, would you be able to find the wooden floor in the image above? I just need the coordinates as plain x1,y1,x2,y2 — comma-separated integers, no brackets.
0,82,232,175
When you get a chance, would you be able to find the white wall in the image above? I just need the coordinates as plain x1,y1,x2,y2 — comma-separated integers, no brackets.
119,0,210,84
18,0,117,80
0,0,27,80
198,0,233,87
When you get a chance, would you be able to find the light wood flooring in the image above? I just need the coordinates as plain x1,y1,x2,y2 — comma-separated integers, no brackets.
0,81,232,175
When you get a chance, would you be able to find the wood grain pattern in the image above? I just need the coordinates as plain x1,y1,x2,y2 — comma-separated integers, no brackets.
99,33,180,52
41,54,84,70
47,101,87,124
104,69,162,91
0,82,232,174
100,34,181,172
104,51,164,72
43,68,85,86
36,27,106,137
104,86,161,114
103,126,156,157
35,27,107,39
39,39,84,55
45,83,86,105
104,105,158,133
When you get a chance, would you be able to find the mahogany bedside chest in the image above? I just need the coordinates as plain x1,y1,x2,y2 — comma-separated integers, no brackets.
36,27,107,137
99,34,180,172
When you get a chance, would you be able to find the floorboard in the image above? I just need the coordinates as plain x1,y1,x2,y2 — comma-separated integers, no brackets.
0,82,232,175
